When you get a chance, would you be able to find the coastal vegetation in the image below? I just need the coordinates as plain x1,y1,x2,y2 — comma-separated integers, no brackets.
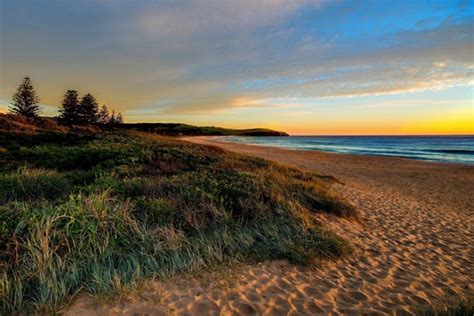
58,90,123,126
6,76,286,136
0,115,355,313
118,122,289,136
8,77,41,119
418,298,474,316
8,77,123,126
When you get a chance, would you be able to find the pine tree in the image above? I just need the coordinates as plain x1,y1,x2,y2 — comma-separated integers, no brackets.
108,109,123,125
109,109,117,125
98,105,110,124
78,93,99,124
116,112,123,124
9,77,41,119
58,90,80,124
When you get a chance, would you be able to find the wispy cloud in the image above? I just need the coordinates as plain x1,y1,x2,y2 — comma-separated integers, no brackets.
137,1,322,38
0,0,472,121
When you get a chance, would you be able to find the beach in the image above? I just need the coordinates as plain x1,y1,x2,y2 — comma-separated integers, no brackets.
67,136,474,315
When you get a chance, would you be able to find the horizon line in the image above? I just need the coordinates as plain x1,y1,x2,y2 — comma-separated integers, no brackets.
287,134,474,137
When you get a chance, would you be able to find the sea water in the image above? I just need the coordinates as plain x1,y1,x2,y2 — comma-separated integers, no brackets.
219,135,474,165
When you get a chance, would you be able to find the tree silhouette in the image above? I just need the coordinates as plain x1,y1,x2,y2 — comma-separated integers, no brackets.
109,109,117,125
108,109,123,125
9,77,41,119
58,90,80,124
78,93,99,124
98,104,111,124
116,112,123,124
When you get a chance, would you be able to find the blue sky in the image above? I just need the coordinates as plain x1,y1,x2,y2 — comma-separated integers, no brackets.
0,0,473,134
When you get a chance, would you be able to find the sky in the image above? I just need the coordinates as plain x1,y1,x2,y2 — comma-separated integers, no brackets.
0,0,473,135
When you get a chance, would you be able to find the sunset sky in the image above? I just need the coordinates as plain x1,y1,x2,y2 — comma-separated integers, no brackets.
1,0,473,135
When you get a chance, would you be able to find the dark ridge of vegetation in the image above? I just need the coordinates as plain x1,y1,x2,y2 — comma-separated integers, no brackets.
418,298,474,316
58,90,123,126
6,76,282,135
117,122,289,136
0,117,354,313
7,76,122,125
0,112,287,138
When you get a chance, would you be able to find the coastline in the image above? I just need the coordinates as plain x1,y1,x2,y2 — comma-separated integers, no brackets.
199,135,474,166
67,135,474,315
183,136,474,214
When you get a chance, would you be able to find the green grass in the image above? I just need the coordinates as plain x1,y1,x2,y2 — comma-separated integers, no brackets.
0,168,70,203
0,128,355,314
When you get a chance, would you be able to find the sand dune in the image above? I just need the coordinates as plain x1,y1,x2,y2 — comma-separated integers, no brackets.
66,137,474,315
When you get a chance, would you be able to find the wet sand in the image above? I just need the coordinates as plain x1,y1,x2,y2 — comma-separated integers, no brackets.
66,136,474,315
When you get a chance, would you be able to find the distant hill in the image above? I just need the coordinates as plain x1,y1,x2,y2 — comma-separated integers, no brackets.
118,122,289,136
0,114,288,136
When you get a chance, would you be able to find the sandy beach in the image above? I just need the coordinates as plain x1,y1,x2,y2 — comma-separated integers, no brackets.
67,136,474,315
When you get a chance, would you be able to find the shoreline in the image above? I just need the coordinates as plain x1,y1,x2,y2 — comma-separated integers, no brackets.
195,135,474,167
183,136,474,215
67,135,474,315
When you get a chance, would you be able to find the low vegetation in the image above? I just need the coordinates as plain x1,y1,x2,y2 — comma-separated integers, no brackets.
8,76,122,125
5,76,285,136
418,298,474,316
0,117,355,313
117,122,289,136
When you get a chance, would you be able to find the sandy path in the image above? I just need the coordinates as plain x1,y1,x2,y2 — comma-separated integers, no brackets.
67,137,474,315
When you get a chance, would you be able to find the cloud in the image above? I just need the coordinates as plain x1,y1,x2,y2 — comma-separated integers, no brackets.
1,0,472,118
137,0,321,39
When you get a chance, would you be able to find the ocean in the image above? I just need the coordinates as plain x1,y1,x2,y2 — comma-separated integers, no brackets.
218,135,474,165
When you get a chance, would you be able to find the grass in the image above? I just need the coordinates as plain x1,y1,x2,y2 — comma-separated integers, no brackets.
0,119,356,314
0,168,70,203
418,298,474,316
